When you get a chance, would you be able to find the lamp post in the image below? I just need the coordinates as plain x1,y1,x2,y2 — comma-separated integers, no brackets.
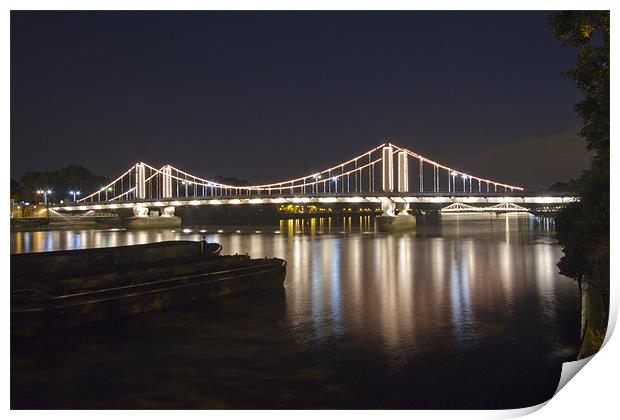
37,189,52,205
69,190,81,202
36,189,52,218
182,181,188,197
312,174,321,194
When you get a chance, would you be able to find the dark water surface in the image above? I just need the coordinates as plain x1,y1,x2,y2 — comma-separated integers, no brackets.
11,214,580,409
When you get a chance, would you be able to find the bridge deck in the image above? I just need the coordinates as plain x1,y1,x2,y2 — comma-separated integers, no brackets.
55,191,577,211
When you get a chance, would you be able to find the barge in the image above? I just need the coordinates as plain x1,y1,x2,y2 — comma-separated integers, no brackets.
11,241,286,336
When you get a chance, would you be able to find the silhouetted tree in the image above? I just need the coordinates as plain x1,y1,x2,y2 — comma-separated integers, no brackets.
548,181,571,192
19,165,109,203
550,11,609,357
10,178,23,201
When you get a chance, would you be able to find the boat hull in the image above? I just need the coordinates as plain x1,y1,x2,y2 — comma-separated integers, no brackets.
12,259,286,336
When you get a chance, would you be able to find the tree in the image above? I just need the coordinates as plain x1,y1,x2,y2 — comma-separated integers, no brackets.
550,11,609,358
10,178,23,201
19,165,109,203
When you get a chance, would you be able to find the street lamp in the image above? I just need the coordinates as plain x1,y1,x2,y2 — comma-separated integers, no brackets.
69,190,81,202
461,175,468,192
37,189,52,205
182,181,188,197
312,174,321,194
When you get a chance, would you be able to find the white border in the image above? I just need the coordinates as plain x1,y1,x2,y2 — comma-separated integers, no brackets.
4,2,618,419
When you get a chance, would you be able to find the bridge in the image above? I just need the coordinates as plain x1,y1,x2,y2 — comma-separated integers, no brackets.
53,143,577,214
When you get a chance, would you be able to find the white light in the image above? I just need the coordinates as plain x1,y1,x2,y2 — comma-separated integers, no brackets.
274,230,281,234
69,190,74,194
462,175,468,179
332,177,338,182
236,230,241,233
47,190,52,194
199,229,206,233
183,229,192,233
451,171,458,176
217,229,224,233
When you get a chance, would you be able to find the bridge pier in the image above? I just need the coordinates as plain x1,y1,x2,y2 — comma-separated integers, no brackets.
378,197,415,232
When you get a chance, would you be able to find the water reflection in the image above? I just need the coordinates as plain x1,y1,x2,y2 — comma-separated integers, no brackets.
11,214,577,408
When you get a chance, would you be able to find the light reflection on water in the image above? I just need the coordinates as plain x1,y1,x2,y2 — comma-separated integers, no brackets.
11,213,578,409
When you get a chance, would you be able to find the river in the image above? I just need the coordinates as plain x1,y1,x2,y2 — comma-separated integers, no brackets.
10,213,580,409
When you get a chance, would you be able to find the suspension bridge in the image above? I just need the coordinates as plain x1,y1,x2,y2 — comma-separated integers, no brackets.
52,143,577,214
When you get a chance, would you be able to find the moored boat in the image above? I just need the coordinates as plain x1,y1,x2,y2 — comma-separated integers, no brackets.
11,241,286,336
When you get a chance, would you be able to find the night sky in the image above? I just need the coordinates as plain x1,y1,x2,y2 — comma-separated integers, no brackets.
11,11,588,189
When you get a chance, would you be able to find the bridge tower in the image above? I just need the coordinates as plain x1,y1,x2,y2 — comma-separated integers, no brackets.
382,144,393,192
135,163,146,199
397,151,408,192
162,165,173,198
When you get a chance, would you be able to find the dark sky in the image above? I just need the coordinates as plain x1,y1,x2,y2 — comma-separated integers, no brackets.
11,11,588,189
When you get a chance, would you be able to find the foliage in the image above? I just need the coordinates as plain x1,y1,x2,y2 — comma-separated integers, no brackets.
547,181,571,192
17,165,109,203
10,178,23,200
549,11,609,348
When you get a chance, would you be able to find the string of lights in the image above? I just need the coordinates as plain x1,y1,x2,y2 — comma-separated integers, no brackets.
77,142,523,203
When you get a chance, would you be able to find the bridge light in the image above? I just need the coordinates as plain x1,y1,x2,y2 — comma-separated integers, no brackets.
451,171,458,176
332,177,338,182
461,175,468,179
